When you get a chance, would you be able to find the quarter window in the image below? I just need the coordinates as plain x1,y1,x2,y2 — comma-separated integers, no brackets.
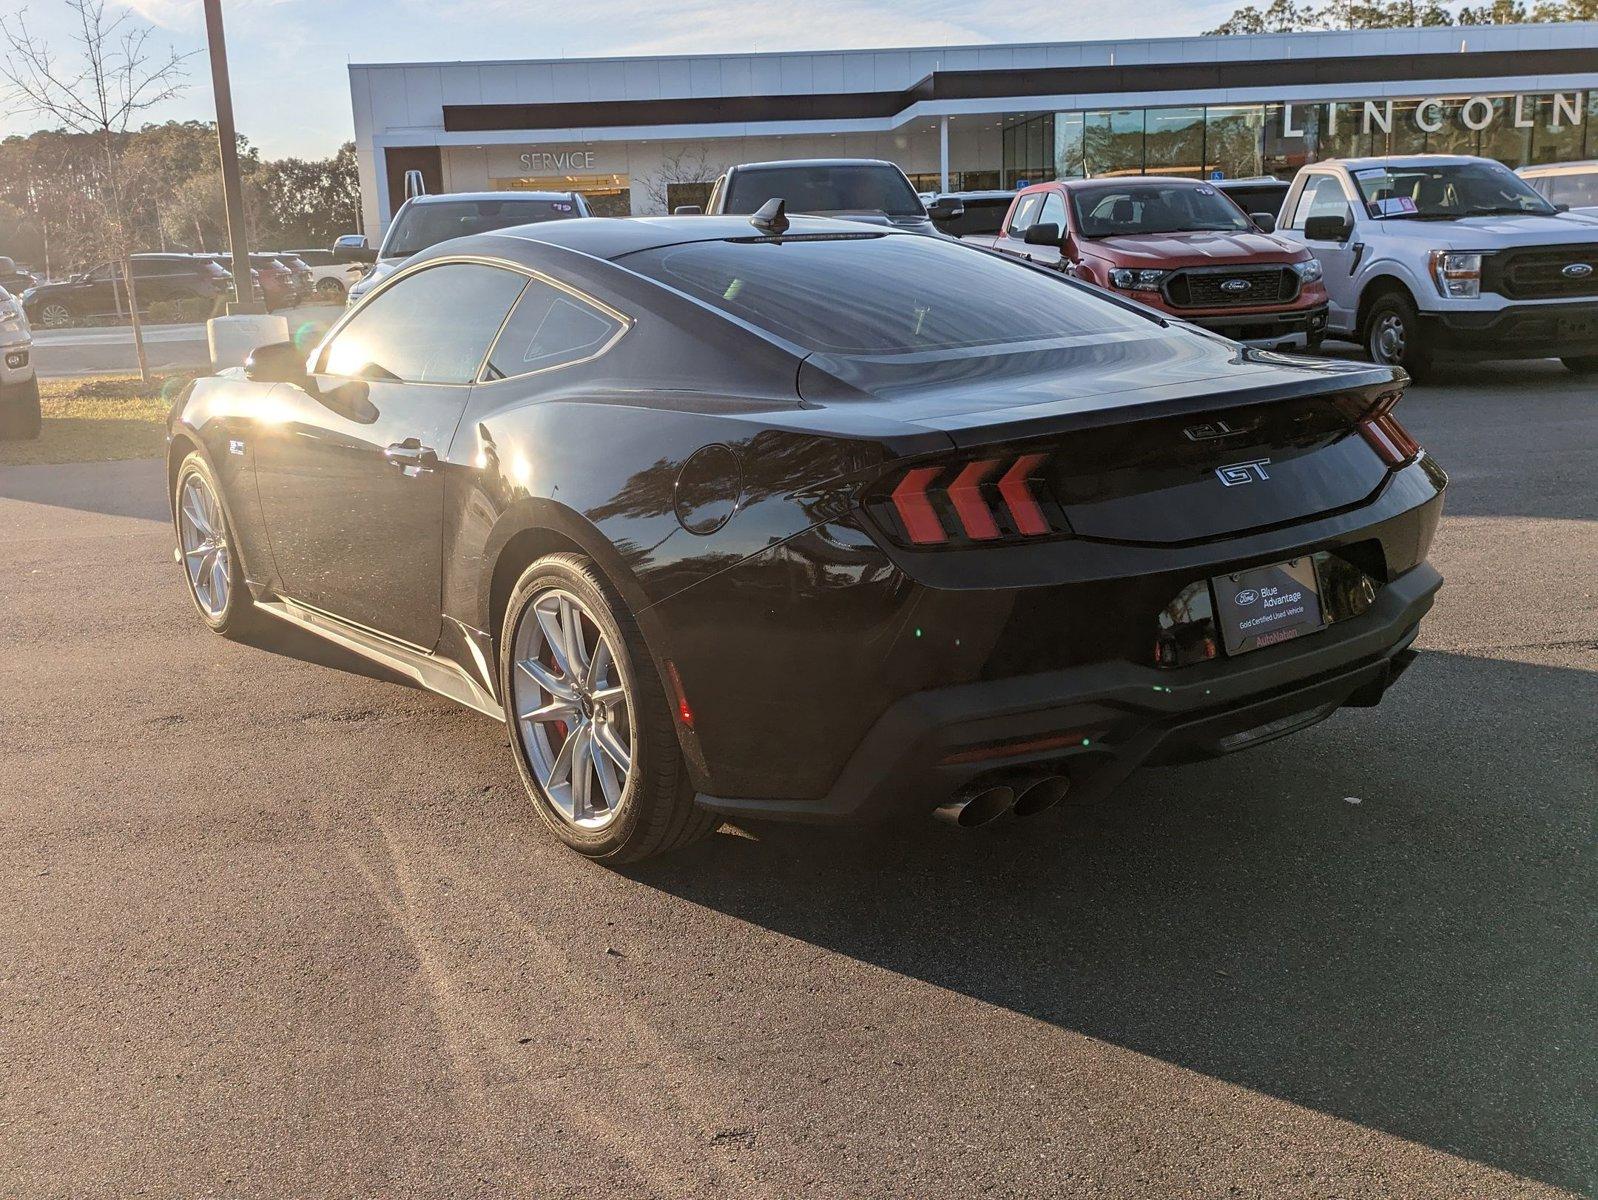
320,262,527,384
484,279,624,380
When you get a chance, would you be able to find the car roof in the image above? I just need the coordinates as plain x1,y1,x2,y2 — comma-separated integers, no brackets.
731,158,900,171
1518,160,1598,175
1036,176,1221,191
1317,154,1489,170
1215,177,1288,187
401,190,574,204
454,213,907,262
928,190,1016,201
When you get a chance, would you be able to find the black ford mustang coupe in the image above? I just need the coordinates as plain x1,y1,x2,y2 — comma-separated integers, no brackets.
168,212,1445,861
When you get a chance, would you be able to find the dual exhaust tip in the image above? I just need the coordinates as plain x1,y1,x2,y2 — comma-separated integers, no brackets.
933,772,1072,828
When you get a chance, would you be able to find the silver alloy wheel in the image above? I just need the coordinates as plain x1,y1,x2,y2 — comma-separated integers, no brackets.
177,472,230,618
1371,311,1407,365
511,587,633,829
39,302,72,328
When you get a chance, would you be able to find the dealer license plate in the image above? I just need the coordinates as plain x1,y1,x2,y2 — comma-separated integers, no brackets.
1211,558,1326,656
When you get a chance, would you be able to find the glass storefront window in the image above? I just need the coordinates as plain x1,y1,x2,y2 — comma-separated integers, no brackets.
1529,94,1587,165
1145,107,1205,177
1054,113,1086,179
1080,109,1144,178
1205,105,1265,179
1477,97,1532,167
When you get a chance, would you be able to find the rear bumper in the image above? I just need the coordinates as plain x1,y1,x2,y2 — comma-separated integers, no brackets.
695,560,1441,826
1421,301,1598,358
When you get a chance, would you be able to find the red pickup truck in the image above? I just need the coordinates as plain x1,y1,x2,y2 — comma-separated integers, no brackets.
980,177,1330,352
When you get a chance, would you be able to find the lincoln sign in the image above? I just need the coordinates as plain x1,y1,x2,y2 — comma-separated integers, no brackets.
1281,92,1588,138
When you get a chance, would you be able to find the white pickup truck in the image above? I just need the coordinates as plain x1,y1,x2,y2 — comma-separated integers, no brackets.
0,284,39,441
1276,154,1598,380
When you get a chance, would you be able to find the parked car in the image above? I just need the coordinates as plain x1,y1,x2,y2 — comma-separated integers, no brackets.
692,159,962,236
248,254,301,310
1215,177,1293,220
983,177,1329,352
192,254,266,307
0,285,39,440
349,191,590,306
1517,160,1598,217
1278,154,1598,378
289,248,363,301
22,253,231,327
272,252,317,296
922,189,1016,241
168,213,1444,862
0,256,37,295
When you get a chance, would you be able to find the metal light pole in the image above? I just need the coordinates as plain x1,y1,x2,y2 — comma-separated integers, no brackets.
203,0,261,314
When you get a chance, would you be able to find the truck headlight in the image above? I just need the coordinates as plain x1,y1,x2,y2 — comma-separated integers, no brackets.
0,300,24,333
1429,251,1482,299
1291,258,1323,284
1108,268,1168,292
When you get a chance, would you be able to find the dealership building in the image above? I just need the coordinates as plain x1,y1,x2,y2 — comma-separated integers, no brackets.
349,22,1598,232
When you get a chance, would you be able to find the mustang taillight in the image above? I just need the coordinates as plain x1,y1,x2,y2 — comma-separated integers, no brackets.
881,452,1062,547
1358,412,1422,467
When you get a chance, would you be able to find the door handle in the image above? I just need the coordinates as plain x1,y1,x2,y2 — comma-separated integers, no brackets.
384,438,438,476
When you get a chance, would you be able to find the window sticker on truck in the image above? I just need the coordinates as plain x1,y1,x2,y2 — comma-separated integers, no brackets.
1374,197,1418,217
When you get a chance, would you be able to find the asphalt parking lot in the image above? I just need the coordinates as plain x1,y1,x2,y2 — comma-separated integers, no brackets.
2,360,1594,1198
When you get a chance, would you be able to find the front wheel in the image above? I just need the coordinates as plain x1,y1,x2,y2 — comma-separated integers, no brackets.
315,277,347,301
1365,292,1435,383
499,553,715,863
174,453,256,636
1561,355,1598,375
0,375,41,441
35,300,74,328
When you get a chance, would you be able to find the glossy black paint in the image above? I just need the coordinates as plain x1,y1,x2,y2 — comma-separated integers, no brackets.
168,215,1446,823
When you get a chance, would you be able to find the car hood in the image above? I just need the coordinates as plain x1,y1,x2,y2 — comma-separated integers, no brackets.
1081,230,1304,266
349,258,403,296
1370,211,1598,246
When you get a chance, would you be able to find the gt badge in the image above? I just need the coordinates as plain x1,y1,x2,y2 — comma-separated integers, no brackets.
1216,458,1271,486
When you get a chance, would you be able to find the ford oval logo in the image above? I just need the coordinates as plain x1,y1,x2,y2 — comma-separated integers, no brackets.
1563,262,1594,279
1220,278,1252,293
1235,588,1261,605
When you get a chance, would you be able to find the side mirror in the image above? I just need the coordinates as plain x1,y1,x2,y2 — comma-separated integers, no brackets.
672,204,703,216
244,340,309,384
927,198,966,222
1023,221,1062,247
1251,211,1277,234
1303,214,1352,243
1554,202,1570,213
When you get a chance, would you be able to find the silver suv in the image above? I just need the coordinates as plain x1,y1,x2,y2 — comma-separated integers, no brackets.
1277,154,1598,380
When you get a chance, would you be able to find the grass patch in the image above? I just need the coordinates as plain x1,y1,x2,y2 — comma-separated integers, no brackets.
0,372,200,466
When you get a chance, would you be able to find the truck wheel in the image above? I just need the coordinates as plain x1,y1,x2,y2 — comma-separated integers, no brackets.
1561,356,1598,376
1365,292,1434,383
0,375,42,441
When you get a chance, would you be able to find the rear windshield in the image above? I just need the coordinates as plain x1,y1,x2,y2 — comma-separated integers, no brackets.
1545,170,1598,208
382,198,579,257
1073,183,1253,237
725,166,924,218
623,233,1152,355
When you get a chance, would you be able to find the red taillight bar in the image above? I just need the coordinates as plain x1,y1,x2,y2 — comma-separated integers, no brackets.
998,453,1050,536
947,459,1003,540
1359,412,1421,467
890,465,948,545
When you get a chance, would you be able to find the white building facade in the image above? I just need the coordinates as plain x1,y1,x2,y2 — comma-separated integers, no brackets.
350,23,1598,235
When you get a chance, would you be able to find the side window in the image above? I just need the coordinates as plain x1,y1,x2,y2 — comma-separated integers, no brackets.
1006,192,1044,236
1038,191,1067,230
484,278,625,381
1291,176,1351,228
1550,173,1598,208
88,262,118,282
320,262,527,385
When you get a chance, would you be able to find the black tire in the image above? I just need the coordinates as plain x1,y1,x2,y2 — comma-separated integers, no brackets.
499,552,715,863
0,375,41,441
34,300,74,329
315,277,347,301
173,452,258,637
1305,334,1326,355
1364,291,1435,383
1561,355,1598,375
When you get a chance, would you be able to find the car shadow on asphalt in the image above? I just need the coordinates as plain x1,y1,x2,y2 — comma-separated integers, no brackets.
628,648,1596,1194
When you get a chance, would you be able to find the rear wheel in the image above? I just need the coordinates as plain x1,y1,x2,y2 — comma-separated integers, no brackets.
315,277,347,301
174,453,256,636
1365,291,1435,383
499,553,715,863
1561,355,1598,375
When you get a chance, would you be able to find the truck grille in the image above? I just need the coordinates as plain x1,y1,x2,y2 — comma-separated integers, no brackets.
1164,266,1299,309
1486,244,1598,300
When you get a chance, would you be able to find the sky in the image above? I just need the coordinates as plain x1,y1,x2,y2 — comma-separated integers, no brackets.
0,0,1246,159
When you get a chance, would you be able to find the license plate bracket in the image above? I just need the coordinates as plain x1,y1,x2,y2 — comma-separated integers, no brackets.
1211,557,1326,656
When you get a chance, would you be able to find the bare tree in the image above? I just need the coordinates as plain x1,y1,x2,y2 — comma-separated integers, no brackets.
636,146,724,215
1,1,191,382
